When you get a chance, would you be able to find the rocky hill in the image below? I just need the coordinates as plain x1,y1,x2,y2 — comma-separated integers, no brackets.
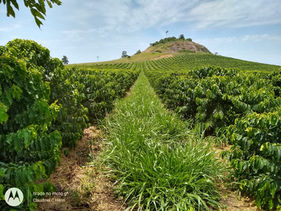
144,40,211,54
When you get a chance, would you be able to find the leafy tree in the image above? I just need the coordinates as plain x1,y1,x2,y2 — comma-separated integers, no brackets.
121,50,128,58
0,0,62,27
150,37,177,46
62,55,69,64
3,39,88,148
179,34,185,40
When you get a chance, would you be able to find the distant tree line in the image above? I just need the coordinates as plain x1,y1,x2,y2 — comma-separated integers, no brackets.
150,34,192,46
121,50,131,58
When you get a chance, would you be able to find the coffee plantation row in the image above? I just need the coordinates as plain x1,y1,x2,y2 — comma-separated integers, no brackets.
144,64,281,209
0,39,139,210
73,51,280,73
74,54,281,209
142,54,280,72
75,56,281,209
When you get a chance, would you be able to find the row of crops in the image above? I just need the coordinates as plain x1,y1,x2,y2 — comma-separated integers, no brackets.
144,64,281,209
69,53,281,210
75,55,281,209
74,51,280,73
138,54,280,72
71,51,281,74
81,55,281,209
69,61,139,71
0,39,139,210
1,38,280,210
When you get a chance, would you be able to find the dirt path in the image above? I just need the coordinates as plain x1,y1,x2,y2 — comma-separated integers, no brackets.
36,126,124,211
37,74,261,210
152,54,173,60
214,146,261,211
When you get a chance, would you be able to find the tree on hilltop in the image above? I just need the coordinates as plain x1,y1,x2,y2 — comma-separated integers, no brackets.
179,34,185,40
62,55,69,64
121,50,128,58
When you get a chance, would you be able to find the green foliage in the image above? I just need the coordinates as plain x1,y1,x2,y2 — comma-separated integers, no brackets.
0,55,62,210
49,67,88,147
122,50,129,58
0,46,5,56
150,36,178,46
71,49,279,71
139,53,280,72
178,49,194,53
144,57,281,209
0,39,140,210
0,184,3,200
147,67,281,135
225,111,281,209
62,55,69,65
150,36,194,47
103,72,223,210
266,71,281,97
3,39,88,148
179,34,185,40
79,68,139,123
0,0,62,27
5,39,63,79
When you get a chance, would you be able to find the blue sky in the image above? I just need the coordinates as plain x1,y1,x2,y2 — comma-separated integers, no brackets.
0,0,281,65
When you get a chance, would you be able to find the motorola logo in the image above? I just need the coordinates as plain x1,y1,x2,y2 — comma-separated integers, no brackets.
4,188,24,207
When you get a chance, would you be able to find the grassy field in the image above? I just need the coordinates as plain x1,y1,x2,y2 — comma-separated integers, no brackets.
101,72,224,210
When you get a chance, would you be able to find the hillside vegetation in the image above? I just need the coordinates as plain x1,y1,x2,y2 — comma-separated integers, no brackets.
72,39,280,72
72,53,280,73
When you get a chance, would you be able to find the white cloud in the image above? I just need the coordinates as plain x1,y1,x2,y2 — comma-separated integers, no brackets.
57,0,199,34
189,0,281,28
58,0,281,33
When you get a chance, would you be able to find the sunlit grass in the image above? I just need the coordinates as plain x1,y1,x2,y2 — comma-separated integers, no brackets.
102,72,224,210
